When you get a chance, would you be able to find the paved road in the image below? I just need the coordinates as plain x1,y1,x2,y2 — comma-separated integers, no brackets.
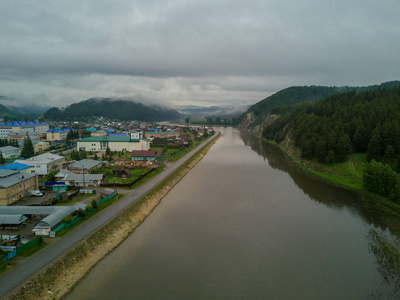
0,133,219,298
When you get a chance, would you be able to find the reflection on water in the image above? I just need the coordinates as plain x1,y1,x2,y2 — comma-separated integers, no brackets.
240,131,400,235
67,128,391,300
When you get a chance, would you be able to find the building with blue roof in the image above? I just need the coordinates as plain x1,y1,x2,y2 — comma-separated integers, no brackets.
46,128,71,141
0,162,31,173
0,121,49,139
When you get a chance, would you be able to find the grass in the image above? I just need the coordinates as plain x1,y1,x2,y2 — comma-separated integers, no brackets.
98,167,152,184
308,153,366,190
55,193,94,206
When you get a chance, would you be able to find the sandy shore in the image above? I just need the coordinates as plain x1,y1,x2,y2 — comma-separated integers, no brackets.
6,134,220,300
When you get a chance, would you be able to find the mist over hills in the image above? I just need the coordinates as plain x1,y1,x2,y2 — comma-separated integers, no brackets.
43,98,181,122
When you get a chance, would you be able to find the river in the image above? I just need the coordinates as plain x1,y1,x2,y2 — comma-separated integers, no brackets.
67,128,394,299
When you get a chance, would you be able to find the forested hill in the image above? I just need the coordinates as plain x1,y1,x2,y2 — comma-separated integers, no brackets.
263,86,400,168
43,98,181,122
238,81,400,130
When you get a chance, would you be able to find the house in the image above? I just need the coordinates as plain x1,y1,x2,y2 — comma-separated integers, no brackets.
145,131,180,139
55,169,103,187
0,146,21,159
77,132,150,152
0,121,49,139
68,159,103,174
15,153,65,175
112,165,131,178
0,162,32,173
91,130,107,137
0,170,38,206
17,140,50,153
46,128,71,141
131,150,157,162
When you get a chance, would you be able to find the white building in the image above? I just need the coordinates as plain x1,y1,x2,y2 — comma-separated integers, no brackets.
0,146,21,159
15,153,65,175
0,121,49,139
77,132,150,152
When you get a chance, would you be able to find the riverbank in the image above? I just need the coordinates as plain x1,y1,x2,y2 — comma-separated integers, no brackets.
6,133,221,300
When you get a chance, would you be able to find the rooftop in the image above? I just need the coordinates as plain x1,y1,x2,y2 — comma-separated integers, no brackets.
0,170,36,188
0,146,21,152
0,162,31,172
69,159,102,170
0,121,48,127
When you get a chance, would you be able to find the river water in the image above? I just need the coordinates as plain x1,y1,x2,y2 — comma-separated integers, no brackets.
67,128,393,299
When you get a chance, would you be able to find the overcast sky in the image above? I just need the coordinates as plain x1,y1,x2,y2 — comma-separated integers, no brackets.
1,0,399,109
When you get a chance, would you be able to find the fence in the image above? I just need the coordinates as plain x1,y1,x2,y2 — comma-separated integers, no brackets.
16,236,43,255
2,236,43,262
2,250,16,262
80,189,96,194
159,148,187,159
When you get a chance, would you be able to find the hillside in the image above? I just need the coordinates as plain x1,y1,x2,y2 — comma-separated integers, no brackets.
43,98,181,122
263,86,400,166
238,81,400,132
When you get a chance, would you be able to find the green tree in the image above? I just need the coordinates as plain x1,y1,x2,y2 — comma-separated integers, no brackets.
185,117,190,124
0,152,5,165
91,199,98,209
21,136,34,158
383,145,396,167
367,129,382,161
363,160,399,197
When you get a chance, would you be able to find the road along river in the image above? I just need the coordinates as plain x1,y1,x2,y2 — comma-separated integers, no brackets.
67,128,395,299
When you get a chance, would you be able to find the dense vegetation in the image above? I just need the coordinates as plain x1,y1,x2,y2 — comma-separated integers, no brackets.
43,98,181,122
238,81,400,128
261,85,400,201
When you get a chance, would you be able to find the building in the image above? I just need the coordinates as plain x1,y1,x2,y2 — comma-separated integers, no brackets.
0,121,49,139
131,150,157,162
0,162,32,174
46,128,71,141
55,169,103,187
77,132,150,152
7,131,41,142
145,131,180,139
17,140,50,154
15,153,65,175
0,146,21,159
0,170,38,206
91,130,107,137
68,159,103,174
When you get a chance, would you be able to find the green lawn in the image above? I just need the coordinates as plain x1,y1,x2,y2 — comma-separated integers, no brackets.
305,153,367,190
98,167,152,184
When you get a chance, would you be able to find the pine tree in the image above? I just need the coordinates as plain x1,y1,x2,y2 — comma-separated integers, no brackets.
383,145,396,167
0,151,5,165
367,129,382,161
21,136,34,158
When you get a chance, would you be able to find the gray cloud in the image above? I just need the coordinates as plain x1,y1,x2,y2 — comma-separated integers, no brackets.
0,0,399,109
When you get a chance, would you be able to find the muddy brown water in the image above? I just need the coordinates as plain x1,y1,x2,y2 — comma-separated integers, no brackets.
67,128,392,299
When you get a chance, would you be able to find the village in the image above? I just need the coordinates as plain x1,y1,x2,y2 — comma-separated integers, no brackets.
0,119,214,266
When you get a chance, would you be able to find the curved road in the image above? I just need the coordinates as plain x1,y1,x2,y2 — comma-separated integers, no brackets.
0,133,219,298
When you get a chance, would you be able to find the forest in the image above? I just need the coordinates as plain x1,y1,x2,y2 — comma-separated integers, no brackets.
263,86,400,201
43,98,181,122
239,81,400,128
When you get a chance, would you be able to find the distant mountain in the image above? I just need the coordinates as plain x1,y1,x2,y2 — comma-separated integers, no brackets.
43,98,181,122
238,80,400,132
177,104,249,118
8,105,50,114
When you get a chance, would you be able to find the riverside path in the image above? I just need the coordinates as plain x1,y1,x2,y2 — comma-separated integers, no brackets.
0,132,219,298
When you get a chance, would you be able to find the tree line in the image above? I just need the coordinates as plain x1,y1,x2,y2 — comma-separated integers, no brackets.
264,86,400,169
